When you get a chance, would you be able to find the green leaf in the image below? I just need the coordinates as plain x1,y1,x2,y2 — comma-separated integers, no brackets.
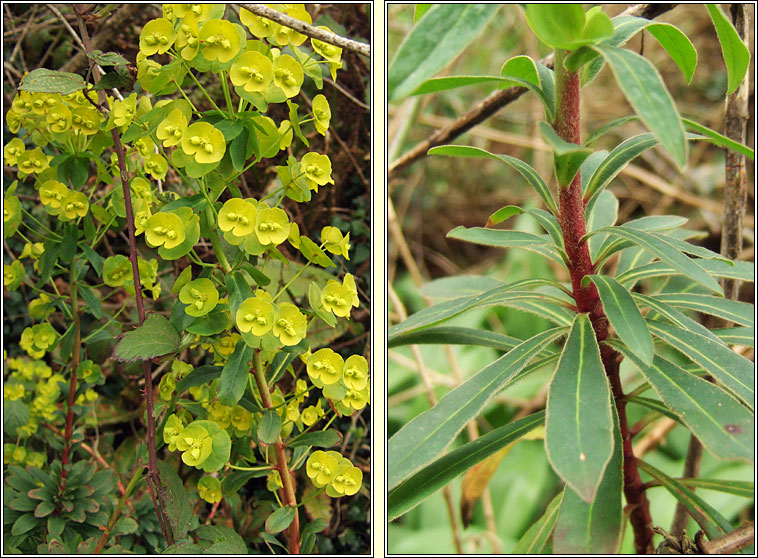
429,145,558,215
538,122,592,187
112,314,180,362
414,4,432,22
591,225,723,295
712,326,754,347
114,517,139,534
58,155,89,188
4,400,30,437
637,460,733,540
287,429,341,449
11,513,43,536
647,320,754,409
500,56,554,119
257,409,282,445
447,226,549,250
646,23,698,84
616,258,753,288
553,397,623,554
194,525,247,554
617,348,754,463
388,4,499,101
633,293,721,344
121,105,169,144
388,411,545,521
265,506,296,534
545,314,614,503
585,275,653,364
157,461,193,540
526,5,613,50
683,118,754,159
647,478,754,499
88,49,129,67
593,45,687,168
217,340,254,407
586,190,618,260
19,68,86,95
176,365,223,392
421,274,506,298
584,133,658,202
388,326,521,352
651,293,754,328
706,4,750,95
388,327,564,490
78,284,103,320
410,75,508,96
511,490,564,554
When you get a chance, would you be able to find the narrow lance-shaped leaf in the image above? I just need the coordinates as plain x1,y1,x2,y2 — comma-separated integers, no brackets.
706,4,750,95
647,320,754,409
429,145,558,215
511,490,564,554
647,478,754,499
388,411,545,521
633,293,722,345
545,314,615,503
538,121,592,187
553,393,623,554
652,293,754,328
593,45,687,168
388,326,522,352
217,339,254,407
388,4,500,101
618,347,754,463
586,274,653,364
616,259,754,288
388,327,564,490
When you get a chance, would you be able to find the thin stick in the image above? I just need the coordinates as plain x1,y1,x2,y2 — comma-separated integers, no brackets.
697,521,755,554
238,4,370,56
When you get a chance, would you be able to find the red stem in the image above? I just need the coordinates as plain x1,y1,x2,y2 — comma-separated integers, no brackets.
553,49,654,554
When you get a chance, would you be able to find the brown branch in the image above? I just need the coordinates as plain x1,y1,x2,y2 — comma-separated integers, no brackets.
238,4,370,56
388,3,678,181
697,521,755,554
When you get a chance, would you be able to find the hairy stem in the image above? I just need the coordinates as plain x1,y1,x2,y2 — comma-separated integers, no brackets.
253,351,300,554
553,48,653,554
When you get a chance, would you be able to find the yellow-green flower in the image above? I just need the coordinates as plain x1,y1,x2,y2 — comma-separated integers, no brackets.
103,255,131,287
157,109,188,147
300,400,324,427
312,94,331,135
17,148,49,175
60,191,89,220
218,198,257,237
144,212,186,249
343,385,369,411
330,464,362,496
239,8,275,38
199,19,242,63
208,401,232,429
71,106,102,135
272,54,304,98
29,293,55,320
110,93,137,129
198,475,222,504
307,348,344,385
179,278,219,317
159,372,176,402
39,180,70,209
175,12,200,60
4,138,25,166
140,18,176,56
79,360,103,384
230,405,253,433
144,152,168,180
321,226,350,260
312,28,343,64
163,414,184,451
272,302,306,346
25,451,46,468
4,260,24,291
213,333,241,358
321,280,352,318
343,273,360,308
235,296,274,336
343,355,368,391
301,152,334,189
278,120,294,150
175,423,213,467
134,136,156,158
230,51,274,93
254,207,290,246
173,3,213,22
45,102,72,133
286,400,300,422
32,323,57,350
181,122,226,164
306,450,338,488
270,6,310,47
3,383,24,401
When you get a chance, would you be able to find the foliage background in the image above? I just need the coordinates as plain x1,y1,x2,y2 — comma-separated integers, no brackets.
388,4,754,554
3,4,371,554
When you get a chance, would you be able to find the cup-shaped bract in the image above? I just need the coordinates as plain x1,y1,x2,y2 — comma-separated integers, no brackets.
179,278,220,317
144,152,168,181
60,191,89,220
343,355,368,391
272,302,307,346
3,138,25,166
71,106,102,135
230,51,274,93
140,18,176,56
163,414,184,451
102,255,131,287
45,102,72,134
144,212,186,249
218,198,257,237
330,464,362,496
175,423,213,467
17,148,49,175
321,225,350,260
236,296,275,336
273,54,304,98
199,19,242,63
239,9,275,38
270,6,310,47
255,207,290,246
181,121,226,164
301,152,334,190
39,180,70,209
321,280,352,318
312,28,343,64
157,109,188,147
173,3,213,23
312,94,331,136
306,450,339,488
343,273,360,308
175,12,200,60
198,476,222,504
307,348,344,385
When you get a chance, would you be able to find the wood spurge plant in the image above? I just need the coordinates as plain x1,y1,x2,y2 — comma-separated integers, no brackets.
388,4,753,554
3,3,370,555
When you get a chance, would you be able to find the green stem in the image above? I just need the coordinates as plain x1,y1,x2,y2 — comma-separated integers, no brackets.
94,467,145,554
219,71,235,119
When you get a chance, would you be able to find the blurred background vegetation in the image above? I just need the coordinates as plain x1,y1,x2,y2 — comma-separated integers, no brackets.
388,4,754,554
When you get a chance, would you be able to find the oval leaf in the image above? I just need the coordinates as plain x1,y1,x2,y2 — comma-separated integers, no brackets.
706,4,750,95
19,68,86,95
258,409,282,445
113,313,180,362
265,506,296,534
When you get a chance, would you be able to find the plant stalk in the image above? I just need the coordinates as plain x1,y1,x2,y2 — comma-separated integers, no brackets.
553,48,653,554
253,350,301,554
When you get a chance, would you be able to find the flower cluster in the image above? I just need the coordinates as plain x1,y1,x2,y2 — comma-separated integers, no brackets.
306,450,363,497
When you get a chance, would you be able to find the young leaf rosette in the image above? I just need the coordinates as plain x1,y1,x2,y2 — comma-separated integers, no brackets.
179,278,220,317
181,121,226,164
230,51,274,93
